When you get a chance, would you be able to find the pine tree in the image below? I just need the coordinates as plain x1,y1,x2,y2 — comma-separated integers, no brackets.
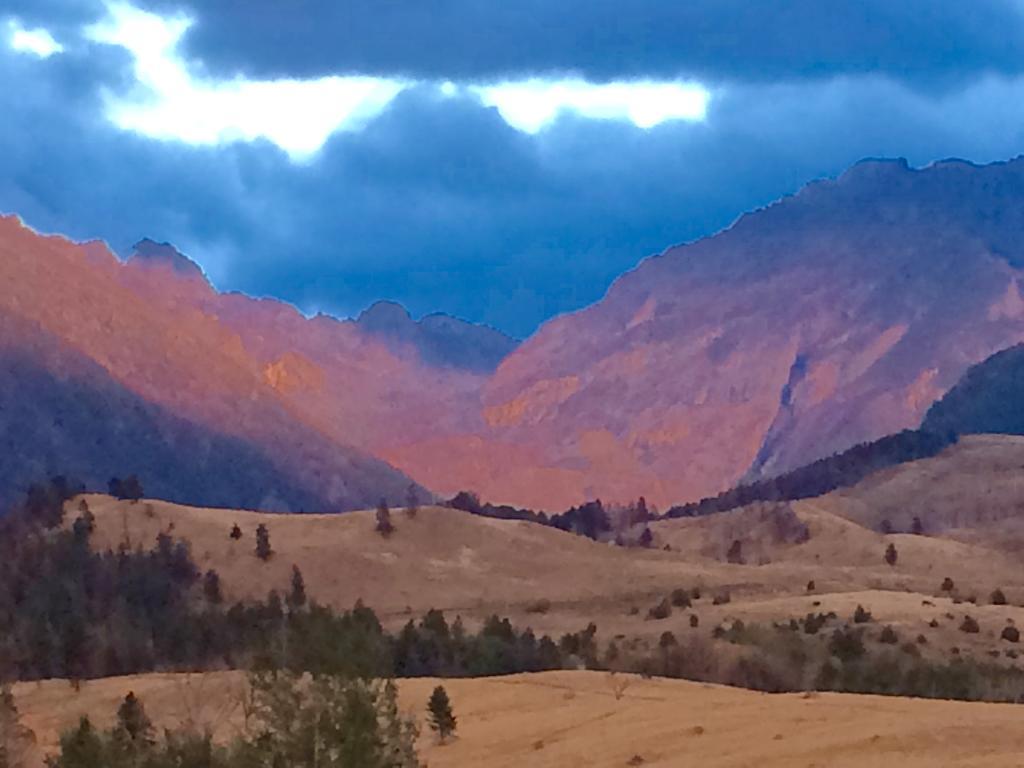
53,717,104,768
255,524,273,561
405,485,420,519
426,685,456,743
726,539,744,564
115,691,153,745
884,542,898,567
203,569,223,604
376,499,394,537
229,523,242,541
379,679,419,767
287,565,307,611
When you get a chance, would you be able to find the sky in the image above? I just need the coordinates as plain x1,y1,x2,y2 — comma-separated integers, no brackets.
4,2,1024,336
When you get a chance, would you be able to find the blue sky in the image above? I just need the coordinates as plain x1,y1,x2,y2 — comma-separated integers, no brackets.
4,1,1024,336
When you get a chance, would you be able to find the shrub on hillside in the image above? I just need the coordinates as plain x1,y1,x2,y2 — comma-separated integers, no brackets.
879,626,898,645
853,605,872,624
525,598,551,614
991,588,1007,606
1001,626,1020,643
670,589,692,608
828,627,866,662
884,543,898,567
959,615,980,634
941,577,955,592
647,598,672,621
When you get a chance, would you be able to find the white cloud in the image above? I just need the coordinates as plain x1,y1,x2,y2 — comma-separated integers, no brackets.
473,79,711,133
83,2,711,157
85,2,406,160
8,20,64,58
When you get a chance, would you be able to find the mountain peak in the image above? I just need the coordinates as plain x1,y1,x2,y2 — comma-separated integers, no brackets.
354,300,518,372
130,239,207,281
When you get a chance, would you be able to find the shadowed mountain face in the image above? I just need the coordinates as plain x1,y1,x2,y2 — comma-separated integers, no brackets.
0,217,424,512
0,324,326,511
6,156,1024,511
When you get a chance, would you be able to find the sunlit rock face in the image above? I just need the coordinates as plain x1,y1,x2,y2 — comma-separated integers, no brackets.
5,157,1024,511
452,158,1024,508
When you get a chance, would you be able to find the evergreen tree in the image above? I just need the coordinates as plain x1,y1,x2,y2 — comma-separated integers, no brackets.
108,475,144,503
255,524,273,561
52,717,104,768
726,539,744,564
405,485,420,519
203,569,223,605
426,685,456,743
229,523,243,541
115,692,152,745
884,542,898,567
287,565,307,611
375,500,394,537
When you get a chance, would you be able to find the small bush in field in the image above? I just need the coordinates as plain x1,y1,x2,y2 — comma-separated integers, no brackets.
690,615,699,628
959,615,980,634
526,599,551,614
647,598,672,621
990,589,1007,606
712,591,731,606
878,625,898,644
853,605,872,624
1001,625,1020,643
941,577,955,592
670,589,692,608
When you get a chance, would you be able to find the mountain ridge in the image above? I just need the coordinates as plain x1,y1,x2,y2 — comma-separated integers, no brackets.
5,155,1024,510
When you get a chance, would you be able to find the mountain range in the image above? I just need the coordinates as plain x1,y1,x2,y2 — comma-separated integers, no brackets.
5,156,1024,511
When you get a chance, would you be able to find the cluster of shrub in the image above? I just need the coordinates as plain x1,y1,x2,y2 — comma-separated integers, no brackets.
616,603,1024,703
446,491,657,544
665,428,955,518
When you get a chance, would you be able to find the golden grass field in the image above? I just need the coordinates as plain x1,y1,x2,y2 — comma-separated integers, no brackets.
38,434,1024,765
13,670,1024,767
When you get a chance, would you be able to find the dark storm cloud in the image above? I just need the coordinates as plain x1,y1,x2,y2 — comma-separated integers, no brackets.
132,0,1024,87
5,11,1024,336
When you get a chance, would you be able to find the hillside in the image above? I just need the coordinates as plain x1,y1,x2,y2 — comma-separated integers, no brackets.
14,670,1024,767
79,492,1024,668
923,342,1024,436
803,434,1024,547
